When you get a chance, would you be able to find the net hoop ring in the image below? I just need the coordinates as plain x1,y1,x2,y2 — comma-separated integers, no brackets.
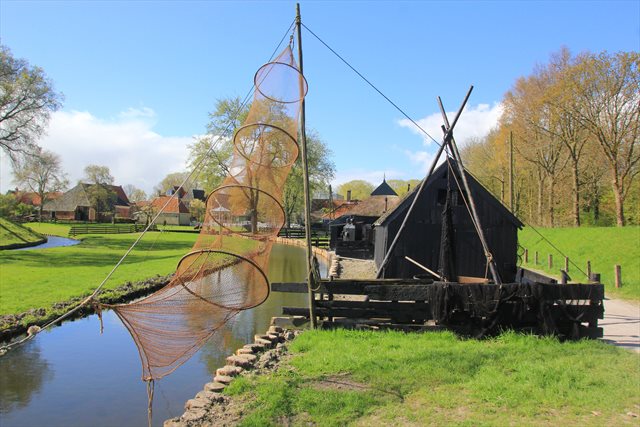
232,122,299,169
254,61,308,104
204,184,285,239
174,248,270,310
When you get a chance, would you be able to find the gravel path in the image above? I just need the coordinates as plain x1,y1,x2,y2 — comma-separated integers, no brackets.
601,298,640,353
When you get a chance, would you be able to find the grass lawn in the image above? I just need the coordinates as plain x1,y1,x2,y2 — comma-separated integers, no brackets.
519,226,640,301
0,223,259,315
227,329,640,426
0,218,45,248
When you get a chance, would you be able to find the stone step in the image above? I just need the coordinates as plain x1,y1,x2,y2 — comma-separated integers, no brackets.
213,374,234,385
268,325,283,334
204,382,226,393
226,354,256,368
216,365,242,377
254,338,272,348
184,397,209,411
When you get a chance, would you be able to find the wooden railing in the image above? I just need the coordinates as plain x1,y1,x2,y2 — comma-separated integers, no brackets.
69,223,156,236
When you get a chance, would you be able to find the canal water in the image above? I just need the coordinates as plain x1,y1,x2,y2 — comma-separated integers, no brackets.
0,244,320,427
12,236,80,251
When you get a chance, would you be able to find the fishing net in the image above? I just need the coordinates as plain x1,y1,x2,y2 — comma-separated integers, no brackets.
108,46,305,381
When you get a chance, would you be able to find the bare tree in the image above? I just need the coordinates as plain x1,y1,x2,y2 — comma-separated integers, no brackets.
13,148,68,220
0,44,62,162
569,51,640,226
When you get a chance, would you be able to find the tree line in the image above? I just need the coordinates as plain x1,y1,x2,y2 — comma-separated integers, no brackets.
461,49,639,227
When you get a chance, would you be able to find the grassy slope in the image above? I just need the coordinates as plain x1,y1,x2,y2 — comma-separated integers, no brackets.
0,223,258,315
0,218,45,248
227,329,640,427
518,226,640,300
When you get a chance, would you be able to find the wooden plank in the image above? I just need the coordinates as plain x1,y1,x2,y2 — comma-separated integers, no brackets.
538,283,604,300
519,268,557,284
272,278,432,295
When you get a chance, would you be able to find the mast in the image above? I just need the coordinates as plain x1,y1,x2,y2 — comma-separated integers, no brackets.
296,3,317,328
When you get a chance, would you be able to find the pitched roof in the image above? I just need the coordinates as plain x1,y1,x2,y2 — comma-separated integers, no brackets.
346,195,400,217
370,178,398,196
150,196,190,214
43,183,130,212
374,160,523,228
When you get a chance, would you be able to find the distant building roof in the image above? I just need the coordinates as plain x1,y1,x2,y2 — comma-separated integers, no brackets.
43,183,130,212
370,178,398,197
150,195,190,214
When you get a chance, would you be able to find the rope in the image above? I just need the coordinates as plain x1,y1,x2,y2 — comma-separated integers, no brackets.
301,23,442,148
0,20,297,354
147,379,155,427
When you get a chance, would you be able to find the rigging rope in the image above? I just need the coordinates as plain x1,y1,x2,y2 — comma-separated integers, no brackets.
0,19,297,355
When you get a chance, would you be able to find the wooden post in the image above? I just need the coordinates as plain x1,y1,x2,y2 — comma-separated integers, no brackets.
524,248,528,263
548,254,553,269
587,260,591,279
296,3,317,328
535,251,539,265
509,131,514,212
615,264,622,288
564,256,569,272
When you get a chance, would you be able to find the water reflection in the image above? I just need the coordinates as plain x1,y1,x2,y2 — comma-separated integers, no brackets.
0,244,320,427
0,340,53,413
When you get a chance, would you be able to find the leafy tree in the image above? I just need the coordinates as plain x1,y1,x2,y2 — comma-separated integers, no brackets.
83,164,114,185
568,51,640,226
13,148,68,220
85,184,117,220
189,199,205,223
337,180,374,201
123,184,147,203
282,130,335,227
154,171,191,196
387,179,421,197
0,44,63,162
0,193,18,217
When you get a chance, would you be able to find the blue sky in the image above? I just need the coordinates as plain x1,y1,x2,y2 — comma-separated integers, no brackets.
1,0,638,194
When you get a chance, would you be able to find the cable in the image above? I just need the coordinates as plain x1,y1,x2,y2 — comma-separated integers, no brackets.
301,23,442,148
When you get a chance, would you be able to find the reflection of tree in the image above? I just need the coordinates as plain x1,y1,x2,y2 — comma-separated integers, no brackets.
0,340,53,413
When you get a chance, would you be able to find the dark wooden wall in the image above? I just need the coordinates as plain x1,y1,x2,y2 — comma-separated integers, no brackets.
374,166,520,282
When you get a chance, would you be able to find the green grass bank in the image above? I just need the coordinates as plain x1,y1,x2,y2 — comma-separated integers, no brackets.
0,218,46,249
518,226,640,300
0,223,254,316
227,329,640,426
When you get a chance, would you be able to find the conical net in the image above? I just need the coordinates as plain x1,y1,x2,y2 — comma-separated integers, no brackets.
109,46,305,381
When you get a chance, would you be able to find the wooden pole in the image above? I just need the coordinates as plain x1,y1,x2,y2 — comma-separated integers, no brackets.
564,256,569,272
548,254,553,269
535,251,539,265
438,95,502,285
509,131,514,213
296,3,317,328
375,87,474,279
587,260,591,279
615,264,622,288
524,248,528,263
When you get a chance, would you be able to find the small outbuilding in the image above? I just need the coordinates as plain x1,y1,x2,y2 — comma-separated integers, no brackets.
374,160,523,282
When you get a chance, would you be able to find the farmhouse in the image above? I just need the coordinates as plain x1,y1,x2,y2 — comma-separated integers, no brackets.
43,183,131,222
374,160,523,282
149,195,191,226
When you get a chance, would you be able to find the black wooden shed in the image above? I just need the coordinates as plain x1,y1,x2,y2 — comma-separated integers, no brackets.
374,159,523,282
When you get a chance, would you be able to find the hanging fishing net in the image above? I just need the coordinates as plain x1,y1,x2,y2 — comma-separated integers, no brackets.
107,46,305,381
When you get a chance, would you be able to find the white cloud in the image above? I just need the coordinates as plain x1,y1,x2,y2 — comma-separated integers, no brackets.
398,103,504,147
1,108,195,196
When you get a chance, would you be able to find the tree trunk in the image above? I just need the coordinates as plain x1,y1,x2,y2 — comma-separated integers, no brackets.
537,177,545,226
571,160,581,227
548,176,555,228
612,173,625,226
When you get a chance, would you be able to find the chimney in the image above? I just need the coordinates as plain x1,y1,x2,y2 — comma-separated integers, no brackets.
347,190,351,202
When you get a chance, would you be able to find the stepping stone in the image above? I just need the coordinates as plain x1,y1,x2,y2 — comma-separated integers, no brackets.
237,347,254,355
216,365,242,377
268,325,283,334
244,343,265,352
163,419,186,427
255,338,272,348
214,375,234,384
226,354,255,368
184,397,209,410
204,382,226,393
181,409,207,422
195,390,219,401
267,333,281,342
